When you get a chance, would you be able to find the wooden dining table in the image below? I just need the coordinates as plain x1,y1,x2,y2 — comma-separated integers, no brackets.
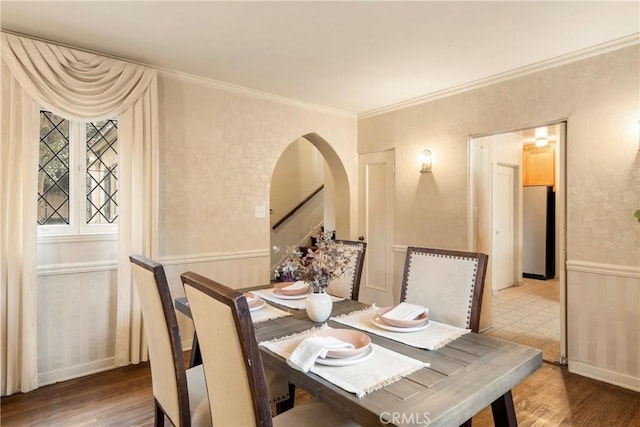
175,291,542,427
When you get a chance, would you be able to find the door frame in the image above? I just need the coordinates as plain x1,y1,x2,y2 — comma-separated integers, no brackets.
468,120,568,364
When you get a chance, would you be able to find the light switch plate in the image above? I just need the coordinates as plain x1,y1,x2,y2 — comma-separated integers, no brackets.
255,205,266,218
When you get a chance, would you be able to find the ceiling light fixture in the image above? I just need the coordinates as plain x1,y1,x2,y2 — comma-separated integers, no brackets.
534,127,548,147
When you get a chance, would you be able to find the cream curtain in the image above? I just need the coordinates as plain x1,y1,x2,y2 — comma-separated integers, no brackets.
0,60,40,395
0,32,158,395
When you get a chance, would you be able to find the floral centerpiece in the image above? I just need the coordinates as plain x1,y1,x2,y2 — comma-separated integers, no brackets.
274,229,358,293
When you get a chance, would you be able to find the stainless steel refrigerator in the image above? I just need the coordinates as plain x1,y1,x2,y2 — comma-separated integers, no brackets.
523,185,555,280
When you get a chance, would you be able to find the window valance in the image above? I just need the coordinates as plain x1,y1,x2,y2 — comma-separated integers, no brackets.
1,32,154,120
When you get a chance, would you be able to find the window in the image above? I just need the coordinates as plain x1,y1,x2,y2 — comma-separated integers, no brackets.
38,110,118,235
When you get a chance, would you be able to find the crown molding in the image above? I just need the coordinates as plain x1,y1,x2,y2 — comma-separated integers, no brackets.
359,33,640,119
157,69,357,119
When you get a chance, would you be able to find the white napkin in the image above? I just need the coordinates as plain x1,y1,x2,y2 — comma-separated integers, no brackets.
383,302,427,321
281,281,308,291
286,336,354,372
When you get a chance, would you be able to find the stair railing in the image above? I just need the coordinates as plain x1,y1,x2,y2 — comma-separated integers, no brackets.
272,185,324,230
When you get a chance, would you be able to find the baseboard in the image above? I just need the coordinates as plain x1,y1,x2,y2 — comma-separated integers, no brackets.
38,357,116,387
569,360,640,392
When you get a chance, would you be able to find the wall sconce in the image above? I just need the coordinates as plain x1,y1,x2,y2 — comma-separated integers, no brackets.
419,150,433,173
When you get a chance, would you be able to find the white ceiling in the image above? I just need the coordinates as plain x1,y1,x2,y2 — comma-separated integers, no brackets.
1,1,638,115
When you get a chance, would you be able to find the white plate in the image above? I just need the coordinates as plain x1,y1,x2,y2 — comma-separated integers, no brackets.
271,290,311,300
316,345,374,366
249,299,266,312
371,315,430,332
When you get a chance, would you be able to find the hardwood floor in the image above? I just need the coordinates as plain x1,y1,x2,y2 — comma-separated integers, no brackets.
2,359,638,426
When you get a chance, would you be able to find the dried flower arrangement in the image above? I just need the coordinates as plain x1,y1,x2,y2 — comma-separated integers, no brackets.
273,229,359,293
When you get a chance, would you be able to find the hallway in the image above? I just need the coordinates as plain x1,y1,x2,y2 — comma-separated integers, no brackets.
484,278,561,363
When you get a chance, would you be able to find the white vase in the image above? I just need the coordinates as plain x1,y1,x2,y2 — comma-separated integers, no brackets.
305,291,333,323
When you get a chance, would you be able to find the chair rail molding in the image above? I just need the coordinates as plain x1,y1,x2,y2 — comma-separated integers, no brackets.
37,260,118,276
159,249,270,266
566,260,640,278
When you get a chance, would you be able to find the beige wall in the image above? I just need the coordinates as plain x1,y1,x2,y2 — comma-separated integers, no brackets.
157,73,358,262
359,45,640,390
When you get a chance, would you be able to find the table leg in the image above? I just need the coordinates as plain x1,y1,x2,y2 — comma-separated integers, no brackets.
491,389,517,426
275,383,296,414
189,332,202,368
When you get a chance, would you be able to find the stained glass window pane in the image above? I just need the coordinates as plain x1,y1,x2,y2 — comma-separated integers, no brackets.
38,111,70,225
86,119,118,224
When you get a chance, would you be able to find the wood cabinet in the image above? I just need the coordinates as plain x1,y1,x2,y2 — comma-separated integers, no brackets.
523,144,555,188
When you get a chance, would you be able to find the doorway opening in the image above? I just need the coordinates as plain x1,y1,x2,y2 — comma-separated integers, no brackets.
470,122,567,364
269,133,352,276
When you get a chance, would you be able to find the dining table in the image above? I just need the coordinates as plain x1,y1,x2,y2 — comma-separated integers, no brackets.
175,285,542,427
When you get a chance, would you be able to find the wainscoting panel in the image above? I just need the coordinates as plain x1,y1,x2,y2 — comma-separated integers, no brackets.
37,268,118,386
161,250,270,351
35,250,269,385
567,261,640,391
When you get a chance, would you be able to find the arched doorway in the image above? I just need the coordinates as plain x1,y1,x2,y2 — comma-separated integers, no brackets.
269,132,351,274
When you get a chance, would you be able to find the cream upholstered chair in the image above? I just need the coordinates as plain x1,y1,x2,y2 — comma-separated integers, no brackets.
181,271,360,427
129,255,210,427
400,247,489,427
400,247,488,332
325,240,367,301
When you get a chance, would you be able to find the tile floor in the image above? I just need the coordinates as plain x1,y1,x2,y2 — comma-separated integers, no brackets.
483,278,561,363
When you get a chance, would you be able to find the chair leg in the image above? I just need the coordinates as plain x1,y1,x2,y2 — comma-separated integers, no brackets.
491,389,517,427
154,400,165,427
275,383,296,414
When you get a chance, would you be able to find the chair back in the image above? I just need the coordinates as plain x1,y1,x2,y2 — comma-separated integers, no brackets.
325,240,367,300
400,247,488,332
129,254,190,426
181,271,272,427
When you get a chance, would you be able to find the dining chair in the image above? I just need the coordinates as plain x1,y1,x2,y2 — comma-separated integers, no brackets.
129,254,211,427
325,240,367,301
399,247,492,427
181,271,360,427
400,247,488,333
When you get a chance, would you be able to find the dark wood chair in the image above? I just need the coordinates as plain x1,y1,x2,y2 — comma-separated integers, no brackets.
181,271,360,426
129,254,210,427
400,247,488,332
325,240,367,301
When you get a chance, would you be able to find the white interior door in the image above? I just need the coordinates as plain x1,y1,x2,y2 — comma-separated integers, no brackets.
358,150,394,306
492,164,517,292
